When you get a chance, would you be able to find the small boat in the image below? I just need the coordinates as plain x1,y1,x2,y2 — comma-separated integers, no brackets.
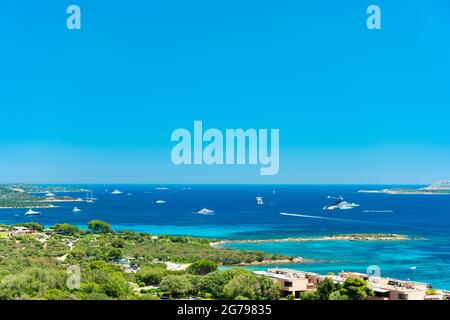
410,266,417,270
196,208,215,215
323,196,359,210
256,196,264,205
45,192,55,197
155,200,166,204
72,207,82,213
111,189,123,195
25,208,41,216
155,187,169,190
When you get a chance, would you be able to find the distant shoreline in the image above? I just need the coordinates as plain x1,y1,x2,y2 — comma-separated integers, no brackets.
0,204,57,209
212,233,417,246
359,189,450,195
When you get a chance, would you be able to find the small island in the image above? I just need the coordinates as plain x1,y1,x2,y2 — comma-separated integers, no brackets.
358,181,450,195
214,233,415,246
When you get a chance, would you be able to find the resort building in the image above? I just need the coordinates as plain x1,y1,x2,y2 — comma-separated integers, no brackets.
8,226,31,236
255,268,445,300
254,268,320,298
338,271,432,301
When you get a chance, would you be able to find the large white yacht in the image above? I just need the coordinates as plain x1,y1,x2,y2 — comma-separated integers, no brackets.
196,208,215,215
323,196,359,210
25,208,41,216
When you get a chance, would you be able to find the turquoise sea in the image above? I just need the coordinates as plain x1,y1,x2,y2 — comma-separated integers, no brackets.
1,184,450,289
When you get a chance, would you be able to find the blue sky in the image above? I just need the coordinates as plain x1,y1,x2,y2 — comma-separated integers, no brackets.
0,0,449,184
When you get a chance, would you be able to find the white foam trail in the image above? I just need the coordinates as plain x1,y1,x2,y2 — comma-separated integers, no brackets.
280,212,381,224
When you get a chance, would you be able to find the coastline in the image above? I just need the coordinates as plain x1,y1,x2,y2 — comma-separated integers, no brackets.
358,189,450,195
211,233,416,246
230,257,313,266
0,204,57,209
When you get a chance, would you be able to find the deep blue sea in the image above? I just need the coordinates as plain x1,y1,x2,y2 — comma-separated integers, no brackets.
1,185,450,290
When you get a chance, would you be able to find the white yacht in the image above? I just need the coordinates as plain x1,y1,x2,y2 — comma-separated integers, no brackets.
155,200,166,204
196,208,215,215
45,192,55,197
72,207,82,213
25,208,41,216
111,189,123,195
256,196,264,205
323,196,360,210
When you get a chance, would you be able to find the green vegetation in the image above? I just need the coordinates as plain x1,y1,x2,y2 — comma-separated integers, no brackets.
187,259,218,275
52,224,80,235
0,220,288,300
88,220,113,233
426,289,437,295
0,184,86,193
301,278,374,300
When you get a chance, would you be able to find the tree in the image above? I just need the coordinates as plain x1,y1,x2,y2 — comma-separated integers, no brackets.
258,276,281,300
187,259,218,275
199,268,248,298
86,260,117,272
100,274,132,298
19,222,43,232
340,278,374,300
300,291,317,300
315,278,340,300
223,273,261,300
135,267,168,285
105,247,123,261
87,220,112,233
160,275,193,297
111,238,125,248
53,223,79,235
329,291,349,300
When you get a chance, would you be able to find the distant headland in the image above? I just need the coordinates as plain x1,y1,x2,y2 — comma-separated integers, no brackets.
358,181,450,195
0,184,86,209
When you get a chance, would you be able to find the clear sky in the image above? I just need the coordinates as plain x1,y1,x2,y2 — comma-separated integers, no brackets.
1,0,449,184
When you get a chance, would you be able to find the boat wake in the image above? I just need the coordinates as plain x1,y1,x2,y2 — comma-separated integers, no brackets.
280,212,363,223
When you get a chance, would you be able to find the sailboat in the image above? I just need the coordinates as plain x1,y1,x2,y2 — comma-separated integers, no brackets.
25,208,41,216
72,207,82,213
